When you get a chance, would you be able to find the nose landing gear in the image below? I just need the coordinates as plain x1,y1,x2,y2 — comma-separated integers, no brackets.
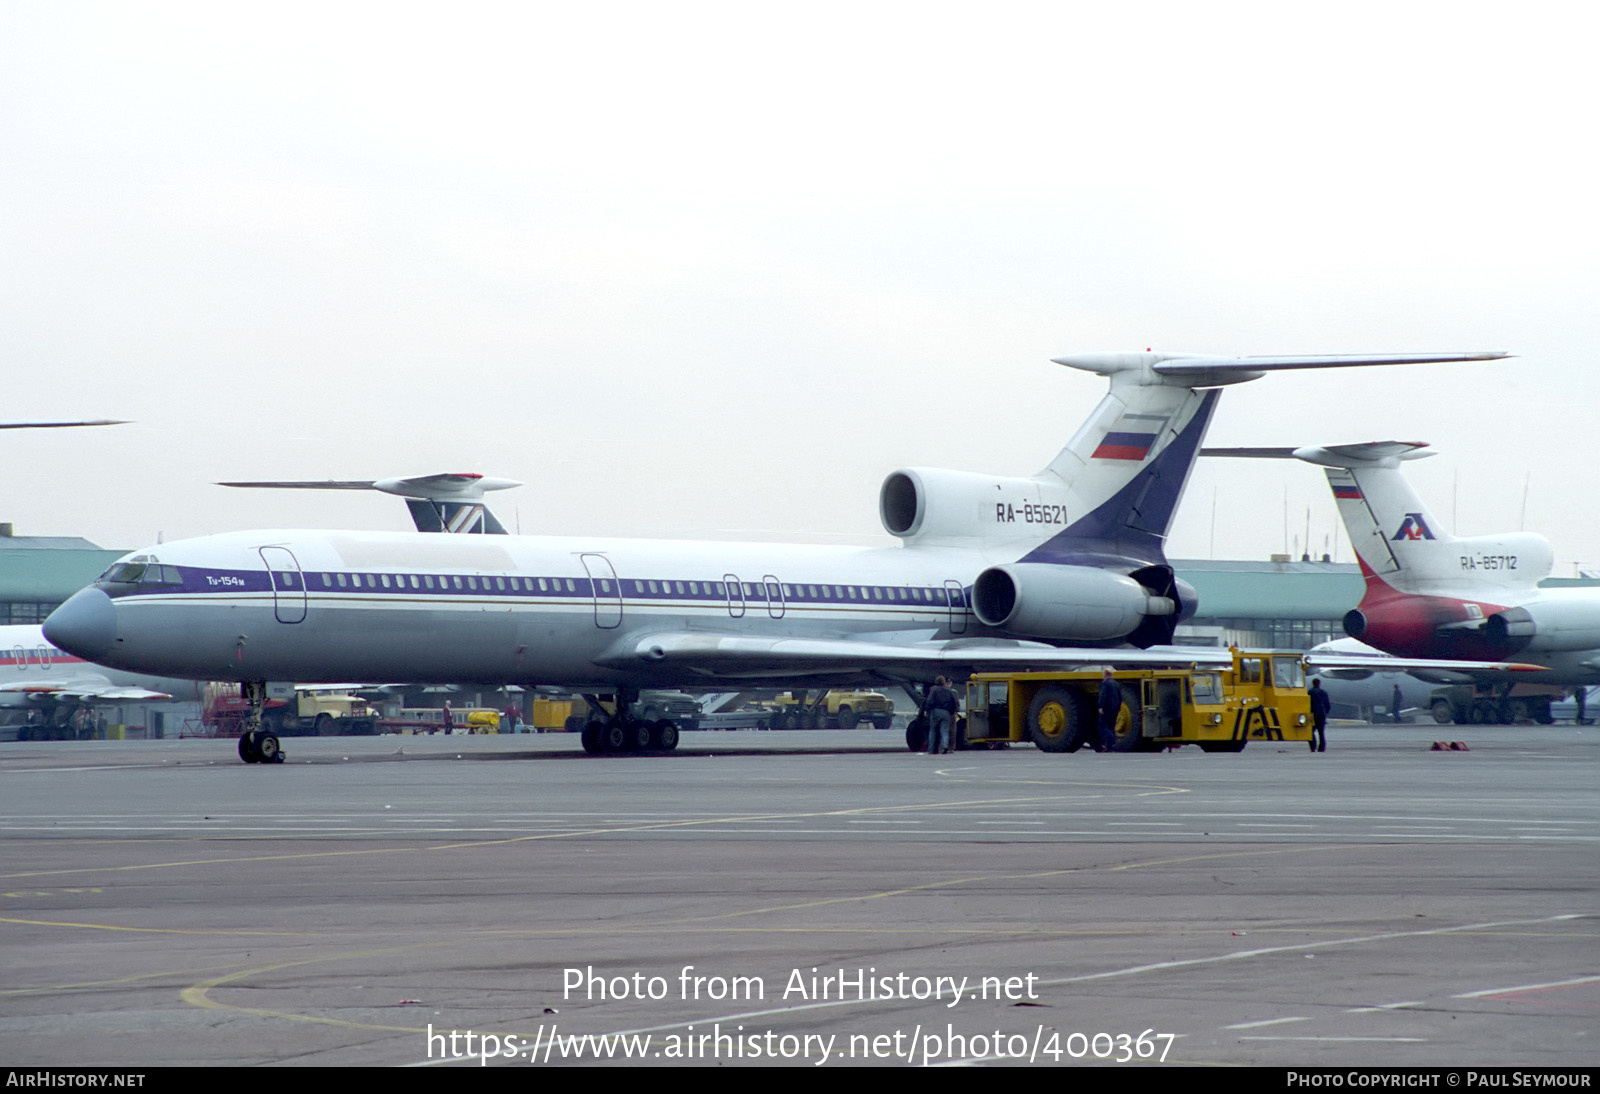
237,680,284,764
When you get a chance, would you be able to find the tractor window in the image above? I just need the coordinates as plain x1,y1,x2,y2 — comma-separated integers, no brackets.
1272,658,1305,690
1191,673,1223,704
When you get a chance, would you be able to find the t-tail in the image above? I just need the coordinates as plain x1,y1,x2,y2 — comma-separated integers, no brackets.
217,473,520,534
1205,437,1554,658
883,352,1506,647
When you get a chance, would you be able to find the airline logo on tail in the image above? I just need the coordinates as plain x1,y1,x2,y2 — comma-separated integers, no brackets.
1391,513,1436,541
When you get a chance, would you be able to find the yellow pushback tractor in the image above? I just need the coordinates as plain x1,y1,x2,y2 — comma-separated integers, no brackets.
947,649,1314,754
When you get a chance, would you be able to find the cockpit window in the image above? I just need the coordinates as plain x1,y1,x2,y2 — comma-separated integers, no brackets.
101,554,179,585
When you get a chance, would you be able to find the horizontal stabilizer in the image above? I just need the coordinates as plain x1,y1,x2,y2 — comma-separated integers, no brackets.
0,419,129,430
1203,441,1434,467
219,473,521,501
220,473,520,534
1054,351,1507,387
1156,352,1508,376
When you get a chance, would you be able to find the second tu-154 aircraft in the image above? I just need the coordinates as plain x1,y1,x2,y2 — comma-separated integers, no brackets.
44,349,1510,761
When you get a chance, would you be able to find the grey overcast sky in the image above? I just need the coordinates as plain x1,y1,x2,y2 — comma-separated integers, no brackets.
4,3,1597,572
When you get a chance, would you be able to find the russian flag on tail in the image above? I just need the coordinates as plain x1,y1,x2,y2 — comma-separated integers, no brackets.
1092,431,1159,461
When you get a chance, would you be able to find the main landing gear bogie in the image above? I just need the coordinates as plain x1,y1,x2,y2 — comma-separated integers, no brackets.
579,691,682,756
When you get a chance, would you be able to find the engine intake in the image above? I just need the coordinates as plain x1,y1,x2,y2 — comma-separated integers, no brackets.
879,467,1067,544
972,563,1176,644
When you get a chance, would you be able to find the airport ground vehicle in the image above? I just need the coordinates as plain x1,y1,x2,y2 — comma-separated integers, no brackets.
915,649,1313,753
632,690,701,730
766,689,895,728
203,686,380,738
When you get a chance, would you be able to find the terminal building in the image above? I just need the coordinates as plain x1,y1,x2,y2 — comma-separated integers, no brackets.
0,525,121,626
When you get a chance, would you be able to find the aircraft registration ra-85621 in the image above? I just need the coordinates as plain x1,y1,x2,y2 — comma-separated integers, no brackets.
1205,439,1599,724
44,350,1509,761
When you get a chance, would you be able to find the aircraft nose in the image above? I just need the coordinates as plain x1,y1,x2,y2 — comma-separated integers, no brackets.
43,587,118,661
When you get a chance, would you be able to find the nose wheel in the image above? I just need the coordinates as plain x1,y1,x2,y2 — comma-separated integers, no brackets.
237,681,284,764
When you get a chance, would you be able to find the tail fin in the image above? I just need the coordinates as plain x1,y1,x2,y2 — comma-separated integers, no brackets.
403,497,508,534
1013,352,1507,566
1205,440,1551,591
1298,442,1450,581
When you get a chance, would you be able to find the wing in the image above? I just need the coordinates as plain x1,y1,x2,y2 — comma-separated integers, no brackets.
1303,652,1545,675
595,632,1238,681
595,632,1548,683
0,677,172,701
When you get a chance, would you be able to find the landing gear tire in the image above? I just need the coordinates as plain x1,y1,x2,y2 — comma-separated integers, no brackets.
580,722,603,754
905,715,928,752
650,720,680,751
256,733,282,763
1027,685,1089,753
600,721,629,753
238,733,259,763
625,719,653,751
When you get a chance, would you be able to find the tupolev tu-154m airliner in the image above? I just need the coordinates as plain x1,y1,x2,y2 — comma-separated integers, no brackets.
44,350,1511,762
